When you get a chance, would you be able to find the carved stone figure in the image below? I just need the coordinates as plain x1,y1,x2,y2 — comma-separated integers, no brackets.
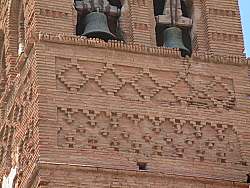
74,0,120,15
156,0,192,27
118,0,130,41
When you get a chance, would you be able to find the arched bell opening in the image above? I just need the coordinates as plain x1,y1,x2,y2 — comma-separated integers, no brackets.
154,0,193,57
0,32,7,97
76,12,85,36
180,0,193,18
6,0,26,61
154,0,166,47
18,2,25,55
74,0,122,41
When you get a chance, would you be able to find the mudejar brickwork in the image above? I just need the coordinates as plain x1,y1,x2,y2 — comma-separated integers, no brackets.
0,0,250,187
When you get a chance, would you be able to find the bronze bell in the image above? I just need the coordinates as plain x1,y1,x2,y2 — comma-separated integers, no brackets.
82,12,115,41
163,26,189,52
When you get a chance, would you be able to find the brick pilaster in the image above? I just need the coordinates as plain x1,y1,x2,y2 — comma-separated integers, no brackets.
202,0,244,56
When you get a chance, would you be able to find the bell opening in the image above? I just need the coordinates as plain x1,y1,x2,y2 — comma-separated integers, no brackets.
154,0,193,57
75,1,122,41
155,24,167,47
181,27,192,57
76,12,86,36
180,0,193,18
153,0,166,16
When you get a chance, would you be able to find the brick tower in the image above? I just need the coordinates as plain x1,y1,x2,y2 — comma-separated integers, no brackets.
0,0,250,187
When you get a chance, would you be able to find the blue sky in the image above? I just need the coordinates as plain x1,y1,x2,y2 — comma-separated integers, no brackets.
239,0,250,57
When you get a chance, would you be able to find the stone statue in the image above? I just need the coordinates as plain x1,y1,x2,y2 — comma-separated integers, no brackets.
118,0,131,42
156,0,192,27
74,0,120,16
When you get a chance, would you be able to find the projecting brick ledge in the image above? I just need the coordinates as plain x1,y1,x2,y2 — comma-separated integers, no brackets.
25,161,249,188
35,32,248,66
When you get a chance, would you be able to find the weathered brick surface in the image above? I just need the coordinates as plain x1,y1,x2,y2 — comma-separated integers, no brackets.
0,0,249,187
35,163,248,188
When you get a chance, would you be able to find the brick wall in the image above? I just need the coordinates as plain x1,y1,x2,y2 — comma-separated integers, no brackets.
33,0,245,56
0,49,39,187
202,0,244,56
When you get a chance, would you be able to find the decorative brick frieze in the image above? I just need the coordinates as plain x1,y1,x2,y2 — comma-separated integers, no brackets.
56,106,246,165
131,0,146,6
208,8,237,17
39,8,69,19
211,32,241,42
55,57,236,110
133,22,149,31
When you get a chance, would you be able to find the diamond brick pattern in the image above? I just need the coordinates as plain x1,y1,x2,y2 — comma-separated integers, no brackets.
57,64,87,92
56,60,236,110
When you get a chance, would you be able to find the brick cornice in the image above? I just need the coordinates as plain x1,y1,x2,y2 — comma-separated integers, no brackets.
37,161,249,187
35,32,249,67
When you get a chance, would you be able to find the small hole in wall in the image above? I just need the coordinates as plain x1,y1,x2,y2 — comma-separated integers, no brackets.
241,161,247,166
137,162,148,171
69,144,74,148
217,124,222,128
199,156,204,162
219,158,226,163
175,119,180,123
195,121,201,125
